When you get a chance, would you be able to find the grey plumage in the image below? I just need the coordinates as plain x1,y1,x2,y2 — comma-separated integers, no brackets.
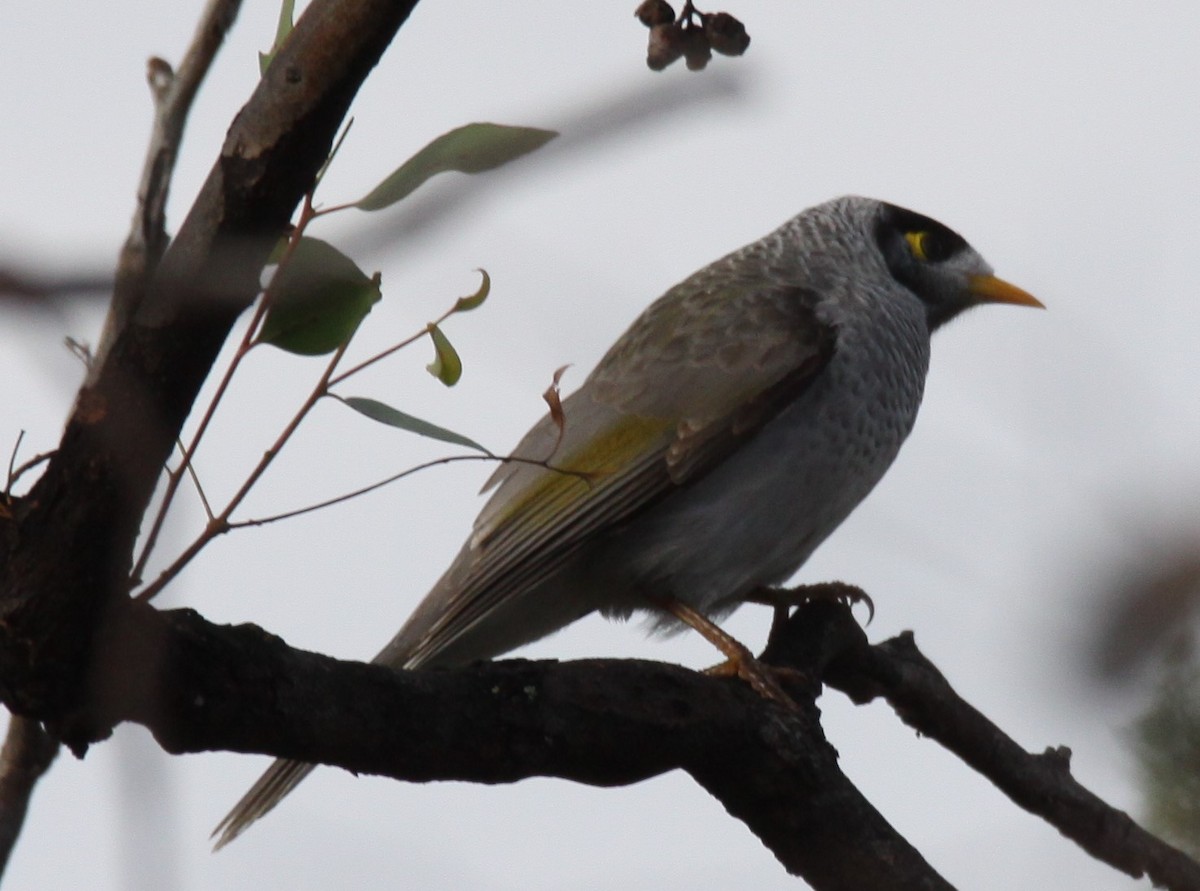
213,195,1040,847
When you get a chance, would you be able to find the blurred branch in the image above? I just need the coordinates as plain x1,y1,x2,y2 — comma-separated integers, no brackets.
1138,656,1200,861
0,716,59,879
346,72,745,262
1087,525,1200,859
0,267,113,305
1092,533,1200,681
2,74,746,317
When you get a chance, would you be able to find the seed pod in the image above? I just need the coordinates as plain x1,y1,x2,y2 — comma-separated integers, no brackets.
705,12,750,56
635,0,675,28
647,23,686,71
682,26,712,71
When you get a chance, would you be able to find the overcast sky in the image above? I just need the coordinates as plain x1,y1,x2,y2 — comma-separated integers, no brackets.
3,2,1199,889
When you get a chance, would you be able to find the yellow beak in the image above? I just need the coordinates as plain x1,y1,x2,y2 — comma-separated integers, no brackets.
967,274,1045,309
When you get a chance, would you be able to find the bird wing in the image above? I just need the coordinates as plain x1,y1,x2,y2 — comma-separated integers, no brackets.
390,276,835,669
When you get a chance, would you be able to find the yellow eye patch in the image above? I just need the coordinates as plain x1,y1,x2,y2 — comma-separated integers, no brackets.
905,231,930,262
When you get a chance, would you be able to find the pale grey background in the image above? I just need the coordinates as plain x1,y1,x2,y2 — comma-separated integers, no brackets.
3,2,1198,888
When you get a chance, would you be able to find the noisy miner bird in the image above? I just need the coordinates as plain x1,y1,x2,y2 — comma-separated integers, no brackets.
214,195,1042,846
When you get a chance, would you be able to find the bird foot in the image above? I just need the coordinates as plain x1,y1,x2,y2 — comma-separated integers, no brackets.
748,582,875,625
703,658,804,707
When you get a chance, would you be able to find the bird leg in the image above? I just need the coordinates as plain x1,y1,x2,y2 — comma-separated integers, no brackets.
657,597,797,708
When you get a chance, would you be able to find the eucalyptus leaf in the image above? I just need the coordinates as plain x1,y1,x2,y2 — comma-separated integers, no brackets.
355,123,557,211
257,237,381,356
338,396,489,454
258,0,296,75
454,269,490,313
425,323,462,386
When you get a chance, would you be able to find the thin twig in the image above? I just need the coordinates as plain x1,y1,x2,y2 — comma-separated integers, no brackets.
5,451,54,495
313,117,354,192
228,452,590,529
94,0,245,372
134,222,486,585
130,198,316,587
4,432,24,497
230,454,496,527
176,439,215,522
130,178,466,590
219,341,351,520
134,335,350,602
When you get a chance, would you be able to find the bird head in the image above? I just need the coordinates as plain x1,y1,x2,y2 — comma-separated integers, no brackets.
873,202,1044,330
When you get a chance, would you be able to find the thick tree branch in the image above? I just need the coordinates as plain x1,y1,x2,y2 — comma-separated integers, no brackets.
771,591,1200,891
62,588,1200,888
86,598,952,891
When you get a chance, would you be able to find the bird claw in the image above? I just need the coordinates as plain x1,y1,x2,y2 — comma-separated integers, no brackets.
748,582,875,625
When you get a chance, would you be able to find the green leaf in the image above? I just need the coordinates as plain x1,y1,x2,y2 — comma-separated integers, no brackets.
265,235,289,265
259,0,296,76
355,123,558,211
257,237,381,356
338,396,489,453
425,323,462,386
454,269,490,313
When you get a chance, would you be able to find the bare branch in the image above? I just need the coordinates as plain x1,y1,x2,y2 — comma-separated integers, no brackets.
135,336,350,602
771,591,1200,891
94,0,245,372
81,599,952,890
0,716,59,879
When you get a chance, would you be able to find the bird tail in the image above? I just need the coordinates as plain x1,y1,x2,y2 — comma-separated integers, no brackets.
212,555,491,848
211,600,446,850
211,758,317,850
212,627,427,850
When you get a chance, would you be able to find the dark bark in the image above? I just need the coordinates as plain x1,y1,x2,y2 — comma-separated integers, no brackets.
12,581,1200,888
792,592,1200,891
77,596,955,890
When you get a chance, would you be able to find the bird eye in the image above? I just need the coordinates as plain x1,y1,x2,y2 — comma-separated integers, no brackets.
880,204,968,267
904,229,958,263
905,231,930,262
